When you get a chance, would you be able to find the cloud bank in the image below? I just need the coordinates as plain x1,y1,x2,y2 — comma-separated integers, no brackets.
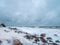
0,0,60,26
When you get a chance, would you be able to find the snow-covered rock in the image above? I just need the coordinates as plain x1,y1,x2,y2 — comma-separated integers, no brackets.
0,27,60,45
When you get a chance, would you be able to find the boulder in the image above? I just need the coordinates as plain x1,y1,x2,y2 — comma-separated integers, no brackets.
0,23,6,27
13,39,23,45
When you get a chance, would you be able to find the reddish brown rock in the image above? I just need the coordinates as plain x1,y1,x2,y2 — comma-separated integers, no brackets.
42,43,46,45
13,39,22,45
40,37,47,43
53,43,58,45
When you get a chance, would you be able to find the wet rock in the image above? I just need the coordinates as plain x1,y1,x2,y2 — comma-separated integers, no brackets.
34,37,40,43
31,35,37,38
40,37,47,43
18,31,22,33
15,31,18,33
48,43,58,45
56,40,60,43
9,27,17,30
6,40,11,43
40,33,46,37
54,34,58,37
42,43,47,45
0,40,2,45
24,34,32,40
49,40,53,42
13,39,23,45
53,43,58,45
15,31,23,34
0,23,6,27
46,37,52,41
25,32,29,34
4,30,9,33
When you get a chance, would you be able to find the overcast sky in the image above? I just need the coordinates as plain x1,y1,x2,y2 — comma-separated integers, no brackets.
0,0,60,26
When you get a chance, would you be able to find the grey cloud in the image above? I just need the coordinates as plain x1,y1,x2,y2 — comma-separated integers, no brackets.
0,0,60,26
